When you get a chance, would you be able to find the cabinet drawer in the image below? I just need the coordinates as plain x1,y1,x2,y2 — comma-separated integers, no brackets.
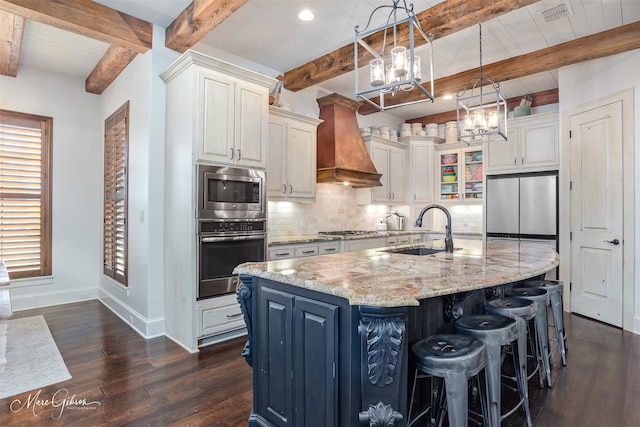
198,298,245,338
410,234,423,243
269,247,294,260
318,242,340,254
397,236,411,245
295,245,319,257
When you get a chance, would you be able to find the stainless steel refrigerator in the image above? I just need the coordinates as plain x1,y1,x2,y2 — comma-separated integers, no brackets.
485,172,558,277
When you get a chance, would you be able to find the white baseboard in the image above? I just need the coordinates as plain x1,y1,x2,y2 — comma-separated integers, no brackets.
633,315,640,335
98,288,165,340
10,287,98,311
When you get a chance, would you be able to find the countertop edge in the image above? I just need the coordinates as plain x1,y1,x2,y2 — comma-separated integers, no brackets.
236,241,559,307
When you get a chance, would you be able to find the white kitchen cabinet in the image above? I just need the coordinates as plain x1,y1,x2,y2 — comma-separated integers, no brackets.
357,136,406,204
485,112,559,174
318,241,341,255
268,107,322,201
269,246,295,260
199,70,270,168
386,234,411,246
197,294,246,340
268,241,342,260
435,143,484,202
161,51,274,351
404,136,442,203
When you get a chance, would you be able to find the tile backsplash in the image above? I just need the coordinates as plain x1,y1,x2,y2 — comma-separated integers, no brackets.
268,184,484,238
268,184,390,238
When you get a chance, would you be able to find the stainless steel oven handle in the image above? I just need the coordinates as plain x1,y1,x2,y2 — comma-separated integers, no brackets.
200,234,265,243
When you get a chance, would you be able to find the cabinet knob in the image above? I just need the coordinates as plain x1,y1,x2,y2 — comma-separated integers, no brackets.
230,148,234,160
237,149,242,159
282,184,287,194
289,184,293,194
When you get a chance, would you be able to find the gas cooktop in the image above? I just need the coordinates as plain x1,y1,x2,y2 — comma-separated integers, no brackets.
318,230,380,236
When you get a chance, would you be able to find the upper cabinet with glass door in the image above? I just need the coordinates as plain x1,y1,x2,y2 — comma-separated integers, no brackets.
436,144,484,202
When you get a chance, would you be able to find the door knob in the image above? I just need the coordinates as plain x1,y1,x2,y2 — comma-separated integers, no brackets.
604,238,620,245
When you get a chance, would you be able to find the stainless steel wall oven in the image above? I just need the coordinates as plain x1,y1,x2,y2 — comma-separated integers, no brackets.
196,165,266,300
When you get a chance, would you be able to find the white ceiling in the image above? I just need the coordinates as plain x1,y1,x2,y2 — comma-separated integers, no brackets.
15,0,640,119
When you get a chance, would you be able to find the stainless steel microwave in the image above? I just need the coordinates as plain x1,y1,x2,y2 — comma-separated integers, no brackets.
196,164,266,220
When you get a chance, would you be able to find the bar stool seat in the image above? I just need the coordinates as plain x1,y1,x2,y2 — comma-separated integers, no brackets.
484,297,537,427
409,334,489,427
455,314,532,427
506,287,552,388
518,279,567,365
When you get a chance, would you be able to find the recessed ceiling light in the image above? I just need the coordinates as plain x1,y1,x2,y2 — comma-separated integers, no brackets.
442,94,453,100
298,9,314,21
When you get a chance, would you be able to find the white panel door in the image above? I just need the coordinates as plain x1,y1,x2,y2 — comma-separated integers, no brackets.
288,123,316,199
570,101,623,327
388,146,405,203
200,72,234,164
267,117,287,198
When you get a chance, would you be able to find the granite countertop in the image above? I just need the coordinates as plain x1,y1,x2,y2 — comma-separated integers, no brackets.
268,230,429,246
234,239,559,308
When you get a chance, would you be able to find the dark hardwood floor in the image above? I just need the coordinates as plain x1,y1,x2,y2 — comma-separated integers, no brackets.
1,300,638,426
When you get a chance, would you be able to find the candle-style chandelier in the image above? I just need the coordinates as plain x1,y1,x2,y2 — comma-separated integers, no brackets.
354,0,435,112
456,24,507,142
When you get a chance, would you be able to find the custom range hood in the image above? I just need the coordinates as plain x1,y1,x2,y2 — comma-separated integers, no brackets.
316,93,382,188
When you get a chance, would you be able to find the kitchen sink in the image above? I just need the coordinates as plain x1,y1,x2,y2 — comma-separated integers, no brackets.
384,247,446,256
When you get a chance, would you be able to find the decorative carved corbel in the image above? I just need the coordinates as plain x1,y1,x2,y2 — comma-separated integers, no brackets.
358,401,403,426
236,275,254,367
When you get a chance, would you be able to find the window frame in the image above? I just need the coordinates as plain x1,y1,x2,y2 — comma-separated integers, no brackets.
0,109,53,279
103,102,129,286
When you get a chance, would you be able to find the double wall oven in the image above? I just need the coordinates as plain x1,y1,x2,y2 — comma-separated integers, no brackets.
196,164,266,300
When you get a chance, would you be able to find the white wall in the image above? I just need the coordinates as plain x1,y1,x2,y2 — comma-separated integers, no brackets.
0,67,103,309
98,26,179,337
558,49,640,333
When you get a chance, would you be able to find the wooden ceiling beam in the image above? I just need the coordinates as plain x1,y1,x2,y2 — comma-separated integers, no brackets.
283,0,539,92
0,9,24,77
165,0,249,53
85,45,138,95
0,0,154,94
359,21,640,115
0,0,152,53
406,88,559,125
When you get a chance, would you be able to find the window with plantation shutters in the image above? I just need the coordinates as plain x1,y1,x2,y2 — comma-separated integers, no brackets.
0,110,52,279
103,102,128,286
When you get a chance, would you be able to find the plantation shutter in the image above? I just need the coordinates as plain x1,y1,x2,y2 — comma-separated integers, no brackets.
0,110,52,278
103,102,128,285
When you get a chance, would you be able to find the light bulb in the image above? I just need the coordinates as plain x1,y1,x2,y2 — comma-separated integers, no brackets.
391,47,407,78
464,115,474,132
488,111,498,128
370,59,385,87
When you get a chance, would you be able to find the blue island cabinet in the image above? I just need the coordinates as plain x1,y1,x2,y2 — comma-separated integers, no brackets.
237,275,410,427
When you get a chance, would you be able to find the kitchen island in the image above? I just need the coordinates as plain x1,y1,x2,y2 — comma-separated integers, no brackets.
234,239,559,427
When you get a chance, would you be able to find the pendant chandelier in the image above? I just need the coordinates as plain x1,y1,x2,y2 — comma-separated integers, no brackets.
456,24,507,143
354,0,435,112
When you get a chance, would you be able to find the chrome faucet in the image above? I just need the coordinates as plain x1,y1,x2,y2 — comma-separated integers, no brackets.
415,204,454,253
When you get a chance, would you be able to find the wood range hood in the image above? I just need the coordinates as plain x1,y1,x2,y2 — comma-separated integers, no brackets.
316,93,382,188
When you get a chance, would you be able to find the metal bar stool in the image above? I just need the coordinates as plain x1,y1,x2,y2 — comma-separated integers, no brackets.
455,313,532,427
517,279,567,365
484,297,537,427
506,287,552,388
409,334,489,427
